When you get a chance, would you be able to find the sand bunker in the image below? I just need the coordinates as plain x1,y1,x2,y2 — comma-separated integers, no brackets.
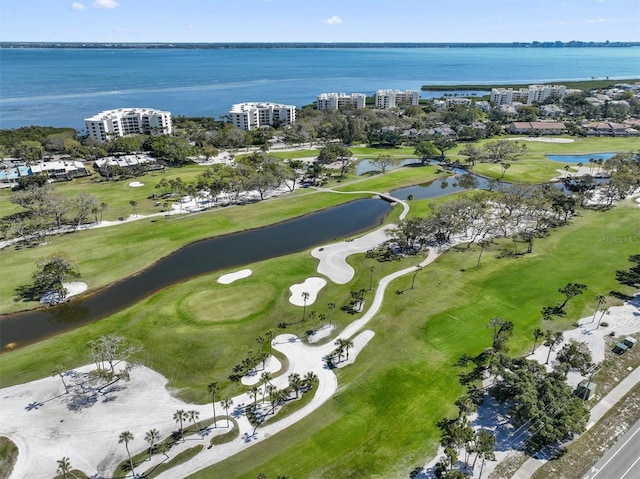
289,277,327,306
241,355,282,386
40,281,88,304
128,181,144,187
218,269,252,284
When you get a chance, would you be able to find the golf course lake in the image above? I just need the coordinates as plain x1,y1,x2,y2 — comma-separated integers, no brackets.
546,152,616,163
1,198,391,351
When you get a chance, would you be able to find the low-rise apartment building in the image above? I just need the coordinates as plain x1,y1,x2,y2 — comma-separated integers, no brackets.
229,102,296,131
85,108,172,142
316,93,367,111
375,89,420,109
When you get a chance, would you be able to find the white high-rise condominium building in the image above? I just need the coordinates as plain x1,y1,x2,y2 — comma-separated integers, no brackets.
316,93,367,111
84,108,172,142
374,89,420,109
229,102,297,131
491,85,566,105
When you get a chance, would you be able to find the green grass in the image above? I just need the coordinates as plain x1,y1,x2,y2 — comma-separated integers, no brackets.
0,437,18,479
1,138,639,477
257,380,320,427
454,136,640,183
142,445,204,479
2,197,637,478
210,417,239,445
184,200,639,478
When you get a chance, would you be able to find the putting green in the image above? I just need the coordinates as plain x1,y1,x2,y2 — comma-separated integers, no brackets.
180,284,276,323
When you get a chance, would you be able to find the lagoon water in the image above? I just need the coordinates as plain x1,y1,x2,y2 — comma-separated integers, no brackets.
546,152,616,163
1,46,639,129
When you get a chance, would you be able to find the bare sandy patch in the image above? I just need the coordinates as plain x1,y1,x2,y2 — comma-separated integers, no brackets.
40,281,88,304
128,181,144,187
289,277,327,306
217,269,252,284
307,324,336,344
334,330,375,368
311,227,393,284
241,355,282,386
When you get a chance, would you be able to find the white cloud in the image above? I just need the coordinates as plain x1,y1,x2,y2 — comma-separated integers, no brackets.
588,18,609,23
323,15,343,26
71,2,86,10
93,0,119,9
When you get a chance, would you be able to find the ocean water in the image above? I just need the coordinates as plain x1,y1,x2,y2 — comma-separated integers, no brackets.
0,46,639,130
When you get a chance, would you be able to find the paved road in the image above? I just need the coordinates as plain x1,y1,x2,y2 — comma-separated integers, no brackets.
582,418,640,479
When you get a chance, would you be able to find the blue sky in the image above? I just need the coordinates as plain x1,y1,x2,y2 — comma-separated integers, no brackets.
0,0,638,43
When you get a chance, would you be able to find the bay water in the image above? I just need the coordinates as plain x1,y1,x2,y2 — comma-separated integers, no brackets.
0,46,639,130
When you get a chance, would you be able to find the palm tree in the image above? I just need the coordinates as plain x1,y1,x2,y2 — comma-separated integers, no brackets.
52,365,69,394
288,373,303,398
256,335,265,354
118,430,135,476
129,199,138,217
342,338,354,360
544,330,564,364
173,409,188,438
592,294,606,323
207,381,219,425
368,265,376,291
333,339,345,363
220,398,233,427
56,456,72,479
411,265,423,289
156,441,170,460
304,371,318,390
500,162,510,179
144,428,160,461
531,328,544,355
327,302,336,326
99,201,108,223
260,371,272,403
188,410,201,432
301,291,310,320
265,329,275,356
318,313,326,330
309,310,317,331
249,385,260,406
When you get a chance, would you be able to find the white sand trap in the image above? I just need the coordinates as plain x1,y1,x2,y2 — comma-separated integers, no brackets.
289,277,327,306
334,330,375,368
241,355,282,385
0,363,210,479
40,281,88,304
307,324,335,344
218,269,252,284
312,227,392,284
64,281,88,298
508,137,575,143
128,181,144,187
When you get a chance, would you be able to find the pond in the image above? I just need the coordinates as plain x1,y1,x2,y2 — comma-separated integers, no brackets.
356,159,421,176
546,153,616,164
390,168,493,200
1,198,392,351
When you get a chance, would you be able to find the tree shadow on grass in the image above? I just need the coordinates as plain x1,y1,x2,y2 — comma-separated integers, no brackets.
13,283,40,303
